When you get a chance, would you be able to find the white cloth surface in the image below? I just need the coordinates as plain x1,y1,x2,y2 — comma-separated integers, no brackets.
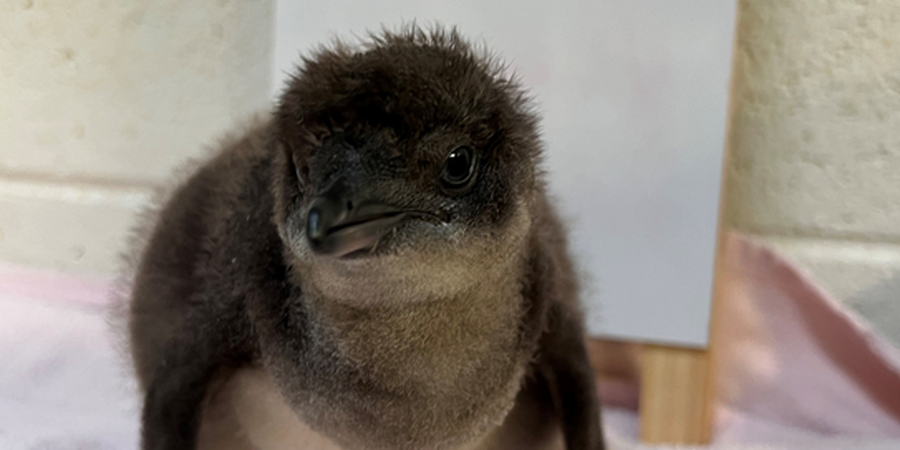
3,233,900,449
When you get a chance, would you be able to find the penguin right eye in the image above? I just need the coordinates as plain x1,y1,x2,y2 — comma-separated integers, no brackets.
440,145,477,191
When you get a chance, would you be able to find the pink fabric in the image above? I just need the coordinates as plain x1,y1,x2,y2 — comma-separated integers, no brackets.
0,261,113,307
715,233,900,438
2,232,900,449
595,232,900,448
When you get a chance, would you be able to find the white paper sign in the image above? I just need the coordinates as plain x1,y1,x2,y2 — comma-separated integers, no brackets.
274,0,736,347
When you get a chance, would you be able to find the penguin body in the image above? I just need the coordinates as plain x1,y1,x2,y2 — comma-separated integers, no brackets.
127,27,604,450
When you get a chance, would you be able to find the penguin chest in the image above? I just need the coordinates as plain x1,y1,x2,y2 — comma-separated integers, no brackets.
198,368,341,450
197,367,564,450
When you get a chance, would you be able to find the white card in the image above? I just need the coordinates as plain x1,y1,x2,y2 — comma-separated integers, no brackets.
273,0,737,347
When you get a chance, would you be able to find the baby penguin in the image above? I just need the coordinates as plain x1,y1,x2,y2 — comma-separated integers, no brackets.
126,27,604,450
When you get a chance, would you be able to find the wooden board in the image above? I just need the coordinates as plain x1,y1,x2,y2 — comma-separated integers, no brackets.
639,344,714,444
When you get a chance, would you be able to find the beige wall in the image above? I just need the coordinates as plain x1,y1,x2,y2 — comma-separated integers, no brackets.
0,0,274,275
724,0,900,344
4,0,898,343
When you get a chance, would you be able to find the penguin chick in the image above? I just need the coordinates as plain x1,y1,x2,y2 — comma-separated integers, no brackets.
127,26,605,450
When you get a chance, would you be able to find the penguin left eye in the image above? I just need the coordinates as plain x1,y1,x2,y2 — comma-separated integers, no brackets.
441,146,477,189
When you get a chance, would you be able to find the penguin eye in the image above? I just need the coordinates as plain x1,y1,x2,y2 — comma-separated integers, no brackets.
441,146,477,189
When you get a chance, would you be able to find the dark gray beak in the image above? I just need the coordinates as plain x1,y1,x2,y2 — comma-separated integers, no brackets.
306,181,410,258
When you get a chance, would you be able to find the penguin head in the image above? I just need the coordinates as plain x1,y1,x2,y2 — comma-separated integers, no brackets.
272,27,542,276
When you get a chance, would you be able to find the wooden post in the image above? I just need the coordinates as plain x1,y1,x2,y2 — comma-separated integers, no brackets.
639,344,714,444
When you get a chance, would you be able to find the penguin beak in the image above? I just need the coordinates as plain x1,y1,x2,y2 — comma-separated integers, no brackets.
306,183,410,258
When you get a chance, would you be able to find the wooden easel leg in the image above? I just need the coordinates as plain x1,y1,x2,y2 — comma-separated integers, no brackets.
639,344,713,445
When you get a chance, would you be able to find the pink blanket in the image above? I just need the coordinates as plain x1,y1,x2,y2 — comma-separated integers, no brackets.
601,233,900,449
1,232,899,449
